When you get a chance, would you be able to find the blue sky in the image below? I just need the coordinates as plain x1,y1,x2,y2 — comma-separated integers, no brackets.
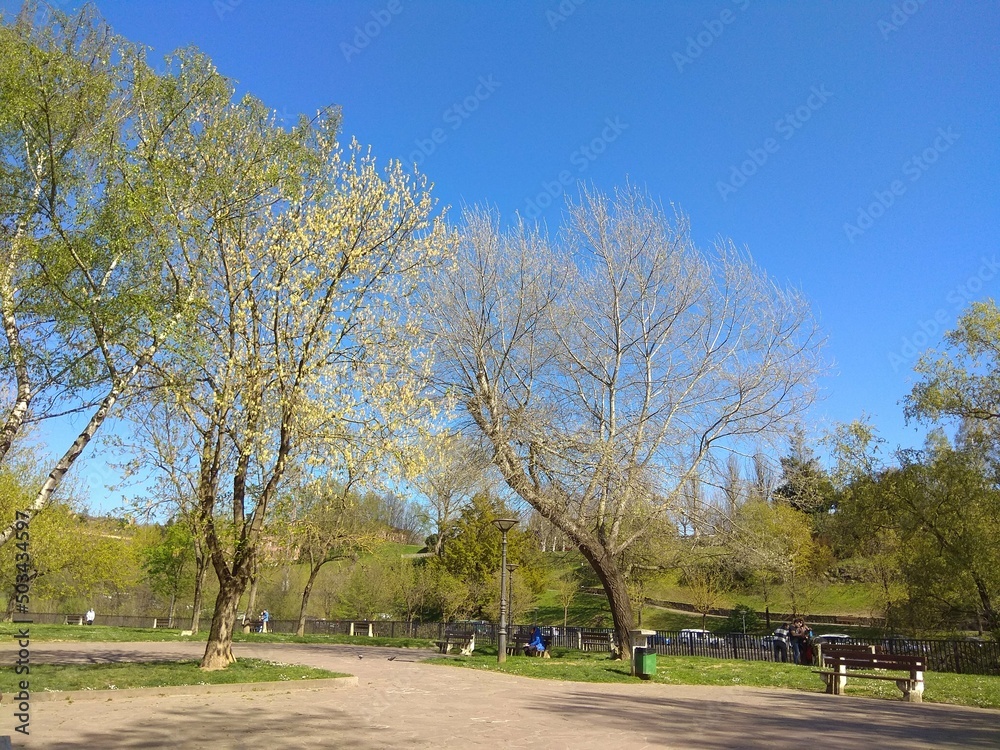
9,1,999,509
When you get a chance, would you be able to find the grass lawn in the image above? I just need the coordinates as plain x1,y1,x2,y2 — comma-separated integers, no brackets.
644,579,878,618
0,658,344,694
0,624,202,642
432,650,1000,710
230,631,435,648
531,591,707,631
0,623,435,649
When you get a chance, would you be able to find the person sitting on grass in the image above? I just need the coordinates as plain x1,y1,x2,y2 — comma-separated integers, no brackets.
524,626,546,657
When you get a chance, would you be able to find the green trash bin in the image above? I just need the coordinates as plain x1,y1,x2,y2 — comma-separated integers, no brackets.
635,647,657,679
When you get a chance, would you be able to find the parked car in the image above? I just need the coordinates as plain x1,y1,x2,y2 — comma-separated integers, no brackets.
456,620,493,635
649,633,672,646
678,628,722,647
811,633,853,646
879,638,929,655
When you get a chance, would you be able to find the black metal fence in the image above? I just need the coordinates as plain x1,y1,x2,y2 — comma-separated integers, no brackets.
27,612,176,629
640,631,1000,676
24,614,999,676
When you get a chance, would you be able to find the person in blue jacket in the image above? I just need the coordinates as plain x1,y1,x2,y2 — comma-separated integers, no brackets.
524,626,546,656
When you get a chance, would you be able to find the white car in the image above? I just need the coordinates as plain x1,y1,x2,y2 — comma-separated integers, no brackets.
678,628,722,647
811,633,853,646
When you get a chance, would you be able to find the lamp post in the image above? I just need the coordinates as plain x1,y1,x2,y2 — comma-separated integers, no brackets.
493,517,518,663
506,563,519,636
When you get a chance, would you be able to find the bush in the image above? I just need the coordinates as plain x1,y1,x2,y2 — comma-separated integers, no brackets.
721,604,762,634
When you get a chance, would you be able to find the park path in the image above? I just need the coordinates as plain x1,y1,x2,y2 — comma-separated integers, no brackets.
0,641,998,749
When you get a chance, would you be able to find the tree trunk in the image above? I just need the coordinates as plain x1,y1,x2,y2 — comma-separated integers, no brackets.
0,342,159,548
296,563,324,637
200,575,245,670
578,543,635,668
245,574,259,622
167,591,176,629
972,572,998,632
190,554,210,633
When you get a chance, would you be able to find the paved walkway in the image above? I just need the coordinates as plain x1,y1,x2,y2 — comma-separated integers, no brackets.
1,641,998,749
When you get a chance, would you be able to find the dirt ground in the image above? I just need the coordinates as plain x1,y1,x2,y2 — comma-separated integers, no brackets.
0,641,997,749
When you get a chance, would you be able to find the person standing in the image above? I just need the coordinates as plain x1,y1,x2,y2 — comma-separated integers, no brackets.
261,609,270,633
772,622,790,663
789,617,810,665
85,608,95,626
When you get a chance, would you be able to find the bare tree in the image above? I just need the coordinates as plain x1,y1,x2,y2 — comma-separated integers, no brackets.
721,454,747,515
749,452,778,504
554,574,579,629
277,473,385,637
411,432,490,554
426,187,821,658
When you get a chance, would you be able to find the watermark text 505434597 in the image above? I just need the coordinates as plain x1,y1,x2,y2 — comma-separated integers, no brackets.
11,510,31,738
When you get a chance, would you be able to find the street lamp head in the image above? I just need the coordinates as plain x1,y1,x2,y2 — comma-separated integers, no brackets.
493,517,518,533
506,563,519,573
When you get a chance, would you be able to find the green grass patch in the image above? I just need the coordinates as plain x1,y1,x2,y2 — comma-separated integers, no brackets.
639,606,713,632
0,624,206,642
230,631,435,648
530,587,708,631
432,651,1000,710
531,591,619,628
0,623,435,649
0,658,344,694
644,580,879,618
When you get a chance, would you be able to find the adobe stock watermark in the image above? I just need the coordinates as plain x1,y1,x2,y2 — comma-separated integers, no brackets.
407,75,501,166
272,106,299,129
213,0,244,21
878,0,929,40
522,116,628,219
717,85,833,201
546,0,586,30
673,0,751,73
888,255,999,372
843,127,959,244
341,0,404,63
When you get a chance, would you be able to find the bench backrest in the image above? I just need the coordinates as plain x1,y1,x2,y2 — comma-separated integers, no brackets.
821,644,876,655
830,654,926,673
819,645,877,664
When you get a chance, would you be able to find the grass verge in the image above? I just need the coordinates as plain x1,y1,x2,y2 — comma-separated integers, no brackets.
0,623,435,649
0,658,344,693
230,631,435,648
432,650,1000,710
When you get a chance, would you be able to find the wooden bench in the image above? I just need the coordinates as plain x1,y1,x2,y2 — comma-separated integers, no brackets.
241,619,264,633
579,630,613,652
435,628,475,655
507,632,549,657
815,652,926,703
815,643,877,665
65,614,85,626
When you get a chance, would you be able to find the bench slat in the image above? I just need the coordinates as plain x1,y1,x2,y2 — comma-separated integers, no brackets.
830,657,924,671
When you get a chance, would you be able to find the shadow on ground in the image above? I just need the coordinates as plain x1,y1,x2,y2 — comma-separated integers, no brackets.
535,689,1000,749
